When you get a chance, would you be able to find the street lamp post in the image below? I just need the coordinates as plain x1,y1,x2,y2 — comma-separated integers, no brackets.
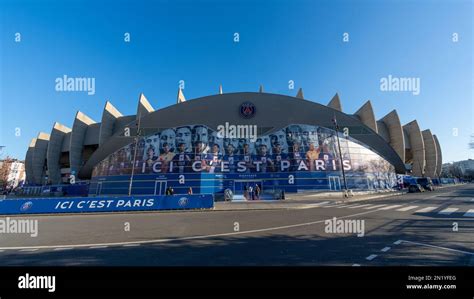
332,114,348,196
128,112,142,196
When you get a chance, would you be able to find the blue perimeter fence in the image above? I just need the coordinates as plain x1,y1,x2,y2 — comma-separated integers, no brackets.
0,194,214,215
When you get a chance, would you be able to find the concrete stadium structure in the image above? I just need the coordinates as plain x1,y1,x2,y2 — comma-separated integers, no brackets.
24,87,442,197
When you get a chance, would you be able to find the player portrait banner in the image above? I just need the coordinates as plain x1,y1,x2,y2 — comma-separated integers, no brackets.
93,123,395,177
0,194,214,215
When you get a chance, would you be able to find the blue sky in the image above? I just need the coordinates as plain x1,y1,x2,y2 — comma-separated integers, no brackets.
1,0,472,163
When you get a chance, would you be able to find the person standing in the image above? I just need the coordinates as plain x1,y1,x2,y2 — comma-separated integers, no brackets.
255,184,261,200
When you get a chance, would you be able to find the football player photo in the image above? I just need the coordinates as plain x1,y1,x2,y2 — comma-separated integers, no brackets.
160,129,176,153
172,142,192,173
270,129,289,154
224,143,239,172
143,132,160,162
272,142,289,172
175,126,193,153
255,144,274,173
285,124,303,149
205,143,223,173
255,136,272,155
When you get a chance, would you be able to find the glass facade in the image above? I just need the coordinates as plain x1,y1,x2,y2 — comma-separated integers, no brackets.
89,124,397,197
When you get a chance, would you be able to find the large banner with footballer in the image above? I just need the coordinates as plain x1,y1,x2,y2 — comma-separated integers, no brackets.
92,124,370,176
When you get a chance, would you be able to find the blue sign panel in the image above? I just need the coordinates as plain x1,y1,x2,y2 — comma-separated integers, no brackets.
0,194,214,215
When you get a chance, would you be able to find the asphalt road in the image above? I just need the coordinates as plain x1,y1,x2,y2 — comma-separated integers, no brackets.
1,184,473,266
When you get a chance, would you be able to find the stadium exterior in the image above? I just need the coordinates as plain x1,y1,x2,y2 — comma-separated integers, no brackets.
24,87,442,199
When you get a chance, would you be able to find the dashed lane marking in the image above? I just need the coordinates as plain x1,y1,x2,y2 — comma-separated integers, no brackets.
463,209,474,217
366,254,377,261
396,206,419,212
415,206,437,213
438,208,458,215
398,240,474,256
378,205,402,211
364,204,387,210
348,204,372,209
381,247,391,252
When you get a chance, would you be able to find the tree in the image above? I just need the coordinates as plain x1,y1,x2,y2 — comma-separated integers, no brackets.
0,156,14,190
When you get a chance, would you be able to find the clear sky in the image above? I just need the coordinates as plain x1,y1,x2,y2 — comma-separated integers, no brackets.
1,0,472,163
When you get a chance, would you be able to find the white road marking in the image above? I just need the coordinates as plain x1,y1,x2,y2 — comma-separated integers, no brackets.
393,240,402,245
312,201,330,206
381,247,391,252
322,204,342,208
364,204,387,210
336,205,351,208
348,204,372,209
399,240,474,255
366,254,377,261
463,209,474,217
19,249,39,252
397,206,419,212
89,245,108,249
296,202,332,209
123,244,140,247
0,209,388,251
352,264,360,267
415,206,437,213
378,205,402,211
341,204,362,209
438,208,458,215
297,201,331,209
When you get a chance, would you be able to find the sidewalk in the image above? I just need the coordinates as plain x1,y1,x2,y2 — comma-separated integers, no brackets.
214,190,406,211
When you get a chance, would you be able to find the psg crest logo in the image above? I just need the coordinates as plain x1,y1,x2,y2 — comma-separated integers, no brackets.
239,102,256,119
20,201,33,212
178,197,189,207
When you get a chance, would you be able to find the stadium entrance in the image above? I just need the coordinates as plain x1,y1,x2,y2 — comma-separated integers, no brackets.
234,180,263,200
328,176,341,191
154,180,167,195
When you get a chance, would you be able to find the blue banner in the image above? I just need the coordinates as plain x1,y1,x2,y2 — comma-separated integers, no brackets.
0,194,214,215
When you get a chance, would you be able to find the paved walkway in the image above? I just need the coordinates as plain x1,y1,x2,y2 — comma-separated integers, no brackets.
214,190,406,211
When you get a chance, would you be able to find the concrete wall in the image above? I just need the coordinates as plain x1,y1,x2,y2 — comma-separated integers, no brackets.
47,123,71,184
422,129,438,177
379,110,405,163
69,111,96,175
32,133,50,185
